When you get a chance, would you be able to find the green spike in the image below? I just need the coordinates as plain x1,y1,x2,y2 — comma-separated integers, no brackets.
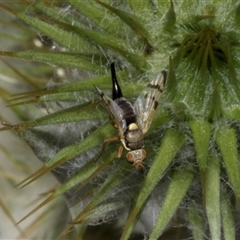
21,102,104,128
235,3,240,27
97,0,153,54
216,126,240,200
208,81,223,121
224,105,240,121
68,0,123,34
189,120,211,170
221,190,236,240
189,120,211,199
11,51,105,73
205,155,220,240
163,0,176,30
149,168,195,240
17,13,93,53
188,205,205,240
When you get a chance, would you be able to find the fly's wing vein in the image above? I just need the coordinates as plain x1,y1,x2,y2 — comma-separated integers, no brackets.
134,71,166,134
95,86,125,138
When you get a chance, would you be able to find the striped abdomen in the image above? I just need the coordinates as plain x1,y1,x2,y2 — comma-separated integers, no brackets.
114,97,136,127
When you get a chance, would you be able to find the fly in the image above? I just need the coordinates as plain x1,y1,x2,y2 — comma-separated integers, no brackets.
95,63,166,169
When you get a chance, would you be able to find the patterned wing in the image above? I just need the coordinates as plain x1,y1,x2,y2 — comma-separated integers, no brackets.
95,85,125,138
134,71,166,134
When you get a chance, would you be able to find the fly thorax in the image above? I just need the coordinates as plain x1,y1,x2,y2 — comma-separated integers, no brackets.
125,123,144,150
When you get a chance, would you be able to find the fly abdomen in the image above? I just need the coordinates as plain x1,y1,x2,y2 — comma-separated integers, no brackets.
114,97,136,126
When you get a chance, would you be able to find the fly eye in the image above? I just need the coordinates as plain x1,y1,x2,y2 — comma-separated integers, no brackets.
142,149,147,159
126,152,134,163
126,149,147,162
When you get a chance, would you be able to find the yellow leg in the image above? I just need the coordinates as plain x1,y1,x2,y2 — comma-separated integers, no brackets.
117,144,124,158
94,135,120,162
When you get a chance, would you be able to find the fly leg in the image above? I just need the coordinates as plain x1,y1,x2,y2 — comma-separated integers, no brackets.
94,135,120,162
117,144,124,158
